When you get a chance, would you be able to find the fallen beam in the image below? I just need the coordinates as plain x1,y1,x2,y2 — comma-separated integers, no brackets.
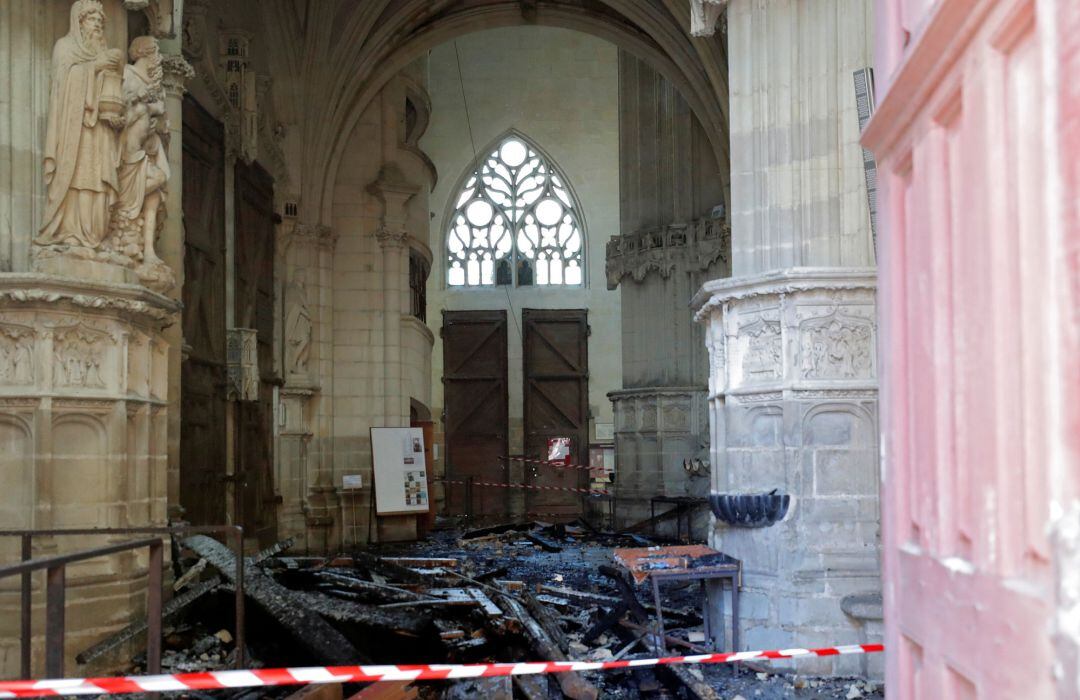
295,591,429,635
497,594,599,700
183,535,360,664
76,576,221,664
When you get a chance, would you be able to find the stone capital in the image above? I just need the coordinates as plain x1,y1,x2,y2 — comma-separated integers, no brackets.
161,54,196,97
374,226,409,250
689,0,727,37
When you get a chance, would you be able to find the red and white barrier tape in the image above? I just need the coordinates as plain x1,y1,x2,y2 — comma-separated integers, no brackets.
0,644,883,697
439,478,609,496
501,456,603,473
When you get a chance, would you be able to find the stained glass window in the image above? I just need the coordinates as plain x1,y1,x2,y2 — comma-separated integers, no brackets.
446,135,584,287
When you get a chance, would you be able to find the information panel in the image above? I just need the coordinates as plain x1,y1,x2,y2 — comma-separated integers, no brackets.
370,427,430,515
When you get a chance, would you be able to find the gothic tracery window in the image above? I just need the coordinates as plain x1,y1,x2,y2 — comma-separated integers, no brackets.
447,135,584,287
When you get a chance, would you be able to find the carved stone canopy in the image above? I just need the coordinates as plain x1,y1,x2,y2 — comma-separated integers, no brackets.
605,217,730,290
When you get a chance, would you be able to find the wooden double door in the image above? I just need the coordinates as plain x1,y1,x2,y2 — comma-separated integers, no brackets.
180,97,276,540
442,309,588,520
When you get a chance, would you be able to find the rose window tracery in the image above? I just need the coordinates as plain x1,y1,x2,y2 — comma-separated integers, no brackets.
446,135,584,287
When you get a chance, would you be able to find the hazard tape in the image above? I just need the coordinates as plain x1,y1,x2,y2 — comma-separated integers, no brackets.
502,456,603,473
0,645,884,697
438,478,609,496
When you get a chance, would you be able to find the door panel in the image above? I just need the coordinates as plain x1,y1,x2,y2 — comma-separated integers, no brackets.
522,309,589,520
234,160,277,545
442,310,509,518
179,97,226,525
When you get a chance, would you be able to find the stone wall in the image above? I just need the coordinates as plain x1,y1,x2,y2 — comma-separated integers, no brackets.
423,26,622,516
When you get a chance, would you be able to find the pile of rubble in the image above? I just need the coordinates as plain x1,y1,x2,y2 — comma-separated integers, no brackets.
78,521,883,699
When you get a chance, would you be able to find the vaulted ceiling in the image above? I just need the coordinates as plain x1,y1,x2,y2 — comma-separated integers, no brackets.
257,0,729,223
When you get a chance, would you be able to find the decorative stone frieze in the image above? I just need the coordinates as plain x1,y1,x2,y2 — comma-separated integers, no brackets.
605,217,730,290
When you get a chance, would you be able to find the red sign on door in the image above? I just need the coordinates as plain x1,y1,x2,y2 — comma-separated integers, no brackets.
547,437,571,465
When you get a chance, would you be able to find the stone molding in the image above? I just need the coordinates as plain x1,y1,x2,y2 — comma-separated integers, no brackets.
0,273,180,327
695,268,878,396
606,217,730,290
691,267,877,321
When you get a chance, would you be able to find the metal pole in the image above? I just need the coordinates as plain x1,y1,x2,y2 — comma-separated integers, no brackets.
146,541,163,674
465,476,474,519
44,565,65,678
233,527,245,669
20,533,31,679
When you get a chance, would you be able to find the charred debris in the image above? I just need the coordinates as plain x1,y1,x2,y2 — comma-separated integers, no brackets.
78,521,873,699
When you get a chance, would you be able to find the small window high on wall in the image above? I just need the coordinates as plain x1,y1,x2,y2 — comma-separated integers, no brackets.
446,134,584,287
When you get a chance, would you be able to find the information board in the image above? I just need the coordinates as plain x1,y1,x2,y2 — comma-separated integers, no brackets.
370,427,430,515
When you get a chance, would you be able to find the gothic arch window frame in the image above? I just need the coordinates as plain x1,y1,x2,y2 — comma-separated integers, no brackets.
443,130,588,288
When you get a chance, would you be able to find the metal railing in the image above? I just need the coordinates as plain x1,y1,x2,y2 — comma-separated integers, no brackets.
0,525,245,680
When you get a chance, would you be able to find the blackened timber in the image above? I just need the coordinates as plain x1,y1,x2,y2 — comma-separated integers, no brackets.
497,594,599,700
524,532,562,552
294,591,429,636
520,589,568,652
183,535,359,664
75,577,221,664
349,551,425,584
315,571,435,603
248,537,295,566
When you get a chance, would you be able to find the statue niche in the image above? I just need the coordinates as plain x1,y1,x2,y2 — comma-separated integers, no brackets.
35,1,175,294
284,269,312,381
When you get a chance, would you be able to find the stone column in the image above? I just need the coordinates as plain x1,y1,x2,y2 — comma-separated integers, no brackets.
369,166,417,428
160,52,194,519
691,0,882,678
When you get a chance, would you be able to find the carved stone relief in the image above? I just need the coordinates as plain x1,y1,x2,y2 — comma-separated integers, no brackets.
798,308,875,380
52,323,111,389
740,317,782,381
0,323,35,385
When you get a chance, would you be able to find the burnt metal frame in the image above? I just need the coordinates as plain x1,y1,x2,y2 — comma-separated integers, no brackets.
648,563,741,656
0,525,245,680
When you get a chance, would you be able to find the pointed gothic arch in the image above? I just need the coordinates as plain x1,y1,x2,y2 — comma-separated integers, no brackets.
444,131,586,288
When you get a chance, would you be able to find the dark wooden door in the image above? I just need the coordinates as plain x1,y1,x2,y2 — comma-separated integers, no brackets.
523,309,589,520
234,160,277,545
180,97,227,525
442,310,509,518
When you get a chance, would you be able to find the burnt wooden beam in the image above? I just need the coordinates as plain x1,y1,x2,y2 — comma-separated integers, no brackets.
183,535,360,664
497,594,598,700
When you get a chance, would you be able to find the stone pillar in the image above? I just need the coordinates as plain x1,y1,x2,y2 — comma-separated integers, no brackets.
160,52,194,519
0,4,183,674
692,0,881,677
0,276,179,676
607,49,728,533
606,218,729,531
369,166,417,429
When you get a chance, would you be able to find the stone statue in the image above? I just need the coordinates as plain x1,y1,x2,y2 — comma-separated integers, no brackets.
37,0,124,251
284,270,312,377
108,35,173,288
